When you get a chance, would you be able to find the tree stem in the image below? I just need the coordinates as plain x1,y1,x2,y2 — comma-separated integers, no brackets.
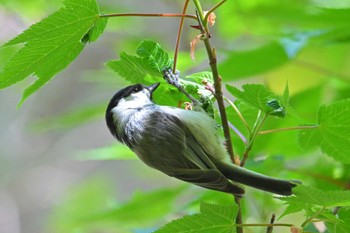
233,196,243,233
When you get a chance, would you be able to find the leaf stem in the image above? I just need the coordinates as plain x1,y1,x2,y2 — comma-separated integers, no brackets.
258,125,319,135
224,97,251,134
203,0,227,24
172,0,191,73
301,207,326,228
241,112,268,167
100,13,197,20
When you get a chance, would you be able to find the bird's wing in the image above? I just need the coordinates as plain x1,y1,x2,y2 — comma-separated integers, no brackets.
134,109,244,195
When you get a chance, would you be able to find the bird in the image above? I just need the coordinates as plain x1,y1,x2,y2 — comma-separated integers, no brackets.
105,83,298,196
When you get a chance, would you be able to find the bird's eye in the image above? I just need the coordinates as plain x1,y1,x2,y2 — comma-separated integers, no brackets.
132,86,141,93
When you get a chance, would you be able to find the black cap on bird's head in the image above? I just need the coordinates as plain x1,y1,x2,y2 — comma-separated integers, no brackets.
105,83,160,139
106,83,160,112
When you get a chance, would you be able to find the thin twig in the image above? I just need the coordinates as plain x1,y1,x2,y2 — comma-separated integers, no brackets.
266,214,276,233
258,125,319,135
100,13,197,20
173,0,191,73
235,196,243,233
203,0,227,25
301,207,326,228
241,112,268,167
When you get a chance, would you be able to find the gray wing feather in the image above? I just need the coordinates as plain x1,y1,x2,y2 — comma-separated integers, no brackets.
131,109,244,195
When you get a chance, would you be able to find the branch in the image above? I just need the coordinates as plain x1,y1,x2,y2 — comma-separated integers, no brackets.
241,112,267,167
266,214,276,233
173,0,191,73
203,0,227,25
100,13,197,20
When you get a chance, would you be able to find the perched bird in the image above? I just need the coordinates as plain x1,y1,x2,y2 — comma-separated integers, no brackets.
106,83,297,196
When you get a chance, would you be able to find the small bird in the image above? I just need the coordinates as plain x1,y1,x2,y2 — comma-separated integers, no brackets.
105,83,297,196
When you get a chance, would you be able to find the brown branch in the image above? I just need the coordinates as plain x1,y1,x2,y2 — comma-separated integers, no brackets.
235,196,243,233
266,214,276,233
173,0,191,73
203,38,235,162
100,13,197,20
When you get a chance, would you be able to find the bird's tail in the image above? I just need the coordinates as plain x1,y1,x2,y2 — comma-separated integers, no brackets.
216,162,299,196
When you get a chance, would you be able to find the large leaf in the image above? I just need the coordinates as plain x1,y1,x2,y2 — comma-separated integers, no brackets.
219,42,289,80
0,0,106,106
48,181,187,232
107,40,173,84
107,41,216,110
281,186,350,209
326,209,350,233
88,186,188,227
155,202,238,233
298,99,350,163
226,83,287,117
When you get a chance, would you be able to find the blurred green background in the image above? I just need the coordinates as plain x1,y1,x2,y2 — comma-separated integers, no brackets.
1,0,350,233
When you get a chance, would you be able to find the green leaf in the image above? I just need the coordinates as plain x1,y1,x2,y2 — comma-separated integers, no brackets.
107,40,173,84
219,42,289,80
30,104,105,132
279,200,310,219
136,40,173,73
47,177,117,233
155,202,238,233
282,186,350,208
0,0,106,106
327,209,350,233
107,42,216,111
74,144,136,161
298,99,350,163
226,84,286,117
82,16,108,43
89,186,188,227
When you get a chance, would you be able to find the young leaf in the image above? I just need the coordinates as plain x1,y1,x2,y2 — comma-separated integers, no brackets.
0,0,106,106
155,202,238,233
136,40,173,73
281,186,350,208
226,84,286,117
107,42,216,111
107,40,173,84
298,99,350,163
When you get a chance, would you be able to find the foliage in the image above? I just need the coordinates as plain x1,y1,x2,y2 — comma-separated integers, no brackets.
2,0,350,233
0,0,107,106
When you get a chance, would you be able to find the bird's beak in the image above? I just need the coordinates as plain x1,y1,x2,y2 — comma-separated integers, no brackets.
147,83,160,94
